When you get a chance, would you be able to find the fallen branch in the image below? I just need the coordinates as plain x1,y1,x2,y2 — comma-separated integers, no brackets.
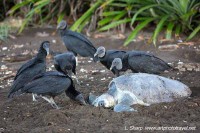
3,55,32,63
177,42,194,45
0,73,15,81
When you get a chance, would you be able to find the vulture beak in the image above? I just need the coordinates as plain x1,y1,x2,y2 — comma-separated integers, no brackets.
94,52,98,57
43,42,50,55
75,94,86,105
45,47,50,55
56,24,60,30
110,65,114,70
66,69,72,77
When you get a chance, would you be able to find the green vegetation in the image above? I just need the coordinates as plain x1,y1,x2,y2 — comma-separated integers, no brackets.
7,0,91,33
3,0,200,45
0,23,9,41
72,0,200,45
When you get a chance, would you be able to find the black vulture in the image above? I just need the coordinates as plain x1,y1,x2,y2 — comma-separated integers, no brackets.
22,71,86,109
54,52,80,84
8,41,50,99
57,20,98,63
94,46,127,76
110,51,173,75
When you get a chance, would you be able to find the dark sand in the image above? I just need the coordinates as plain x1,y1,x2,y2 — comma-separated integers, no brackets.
0,28,200,132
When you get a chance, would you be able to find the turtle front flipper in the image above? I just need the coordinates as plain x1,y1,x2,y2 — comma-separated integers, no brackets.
113,103,136,112
137,100,150,106
113,94,141,112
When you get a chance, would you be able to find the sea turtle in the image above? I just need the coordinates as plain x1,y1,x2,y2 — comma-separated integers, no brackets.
89,73,191,112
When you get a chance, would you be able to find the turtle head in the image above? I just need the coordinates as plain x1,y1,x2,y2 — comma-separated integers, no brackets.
89,93,116,108
94,46,106,58
110,58,122,70
57,20,67,30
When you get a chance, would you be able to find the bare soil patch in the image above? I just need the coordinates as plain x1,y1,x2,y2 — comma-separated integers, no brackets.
0,28,200,132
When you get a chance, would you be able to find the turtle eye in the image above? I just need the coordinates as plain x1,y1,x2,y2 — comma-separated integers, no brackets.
98,101,104,107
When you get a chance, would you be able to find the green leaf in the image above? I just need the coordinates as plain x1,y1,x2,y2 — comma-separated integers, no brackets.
166,22,174,39
102,11,125,16
175,24,181,37
100,0,114,8
70,0,102,31
8,0,32,15
34,0,50,6
57,12,65,24
26,1,49,17
98,10,126,27
98,17,113,26
99,18,131,31
77,17,90,32
0,24,9,41
152,15,169,45
179,0,189,13
108,3,127,7
167,0,182,13
18,14,33,34
186,25,200,40
113,11,127,21
131,4,158,25
124,18,155,46
149,8,158,17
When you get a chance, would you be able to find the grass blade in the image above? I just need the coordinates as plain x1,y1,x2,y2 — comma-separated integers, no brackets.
166,22,174,39
186,24,200,40
175,24,181,37
99,18,131,31
98,10,126,27
179,0,189,13
18,14,33,34
70,0,102,31
152,15,169,45
26,1,49,17
0,24,10,41
98,17,113,26
102,11,125,16
108,3,127,7
113,11,127,21
131,4,158,25
124,18,155,46
57,12,65,23
100,0,114,8
34,0,50,6
8,0,32,15
77,17,90,32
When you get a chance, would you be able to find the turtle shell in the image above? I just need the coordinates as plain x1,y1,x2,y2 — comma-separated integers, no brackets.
107,73,191,105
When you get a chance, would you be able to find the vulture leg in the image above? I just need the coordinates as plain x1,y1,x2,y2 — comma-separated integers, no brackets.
32,93,38,102
49,97,60,109
67,70,81,85
41,96,60,109
75,57,78,66
73,75,81,86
